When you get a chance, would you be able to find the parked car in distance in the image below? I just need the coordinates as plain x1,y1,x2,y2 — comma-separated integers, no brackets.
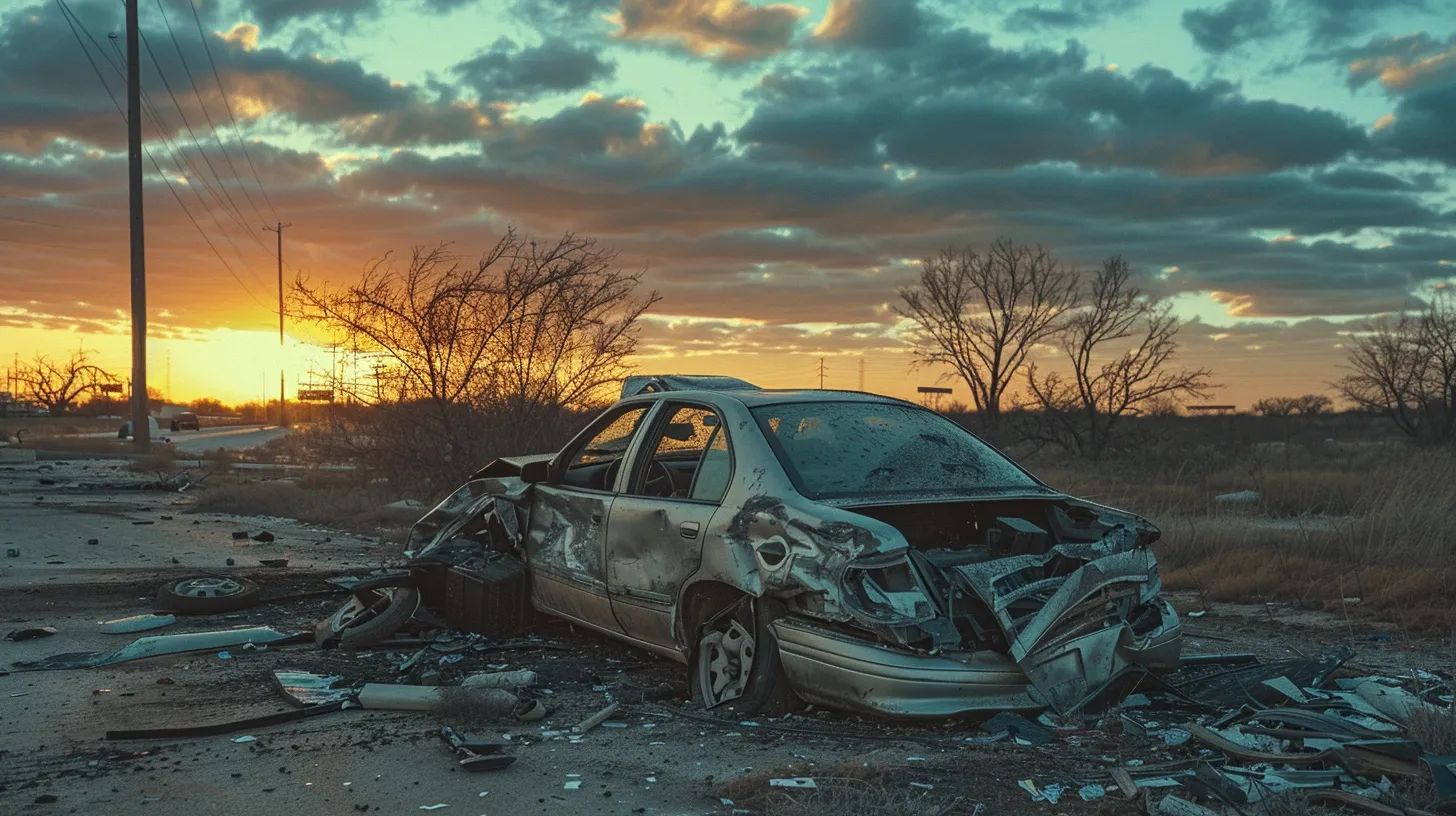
170,412,200,432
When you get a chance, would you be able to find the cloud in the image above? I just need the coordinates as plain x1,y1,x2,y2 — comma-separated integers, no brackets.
610,0,809,62
452,38,617,102
1296,0,1428,45
1371,76,1456,164
1342,32,1456,92
812,0,928,49
1003,0,1148,31
741,43,1367,176
1181,0,1277,54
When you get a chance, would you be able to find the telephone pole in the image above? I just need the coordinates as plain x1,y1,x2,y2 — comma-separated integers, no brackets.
858,356,865,392
264,222,291,426
125,0,149,449
817,357,827,389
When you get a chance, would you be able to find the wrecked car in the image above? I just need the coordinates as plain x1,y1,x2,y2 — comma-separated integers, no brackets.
328,385,1181,718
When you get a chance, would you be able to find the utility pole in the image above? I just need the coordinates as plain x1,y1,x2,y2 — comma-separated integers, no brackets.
817,357,827,390
858,356,865,392
125,0,149,451
264,222,291,426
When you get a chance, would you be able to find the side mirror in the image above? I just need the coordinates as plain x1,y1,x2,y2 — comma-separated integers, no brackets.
518,459,551,484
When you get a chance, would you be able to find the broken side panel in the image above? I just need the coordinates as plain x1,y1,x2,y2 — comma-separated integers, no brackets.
522,485,622,633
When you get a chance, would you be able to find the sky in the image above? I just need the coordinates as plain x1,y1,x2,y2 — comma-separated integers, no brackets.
1,0,1454,406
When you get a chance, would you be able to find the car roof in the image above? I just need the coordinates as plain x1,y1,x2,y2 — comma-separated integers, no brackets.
622,388,919,410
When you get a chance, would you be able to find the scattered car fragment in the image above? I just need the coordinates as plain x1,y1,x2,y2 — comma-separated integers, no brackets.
333,382,1182,718
100,614,176,634
6,626,58,641
12,626,301,671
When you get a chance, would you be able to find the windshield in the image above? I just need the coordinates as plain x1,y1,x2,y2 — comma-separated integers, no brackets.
751,402,1041,498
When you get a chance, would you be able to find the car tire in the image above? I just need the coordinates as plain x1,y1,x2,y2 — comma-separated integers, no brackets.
156,576,263,614
691,595,799,718
326,586,421,650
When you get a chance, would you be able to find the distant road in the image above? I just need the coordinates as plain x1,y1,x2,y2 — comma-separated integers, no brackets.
167,424,291,453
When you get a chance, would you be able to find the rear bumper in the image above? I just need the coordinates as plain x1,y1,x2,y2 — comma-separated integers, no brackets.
770,604,1182,718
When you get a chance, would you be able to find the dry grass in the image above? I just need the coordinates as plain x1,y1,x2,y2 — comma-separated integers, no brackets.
1031,449,1456,634
1405,702,1456,754
0,417,121,437
714,762,960,816
187,477,421,533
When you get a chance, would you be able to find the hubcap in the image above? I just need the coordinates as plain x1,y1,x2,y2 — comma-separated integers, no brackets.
697,619,755,707
174,577,245,598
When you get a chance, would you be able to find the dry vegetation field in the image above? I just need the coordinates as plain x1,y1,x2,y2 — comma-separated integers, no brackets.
1017,414,1456,633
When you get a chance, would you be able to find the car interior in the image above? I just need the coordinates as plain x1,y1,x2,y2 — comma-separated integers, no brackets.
560,404,731,502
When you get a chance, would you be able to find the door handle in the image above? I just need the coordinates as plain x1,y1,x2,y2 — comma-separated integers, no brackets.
679,521,700,539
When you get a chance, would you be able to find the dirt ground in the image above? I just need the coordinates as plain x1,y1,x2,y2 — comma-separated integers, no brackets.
3,460,1453,815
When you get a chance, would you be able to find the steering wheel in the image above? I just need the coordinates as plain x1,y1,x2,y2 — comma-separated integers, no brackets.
603,458,676,497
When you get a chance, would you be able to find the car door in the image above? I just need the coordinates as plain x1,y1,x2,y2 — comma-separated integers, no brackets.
525,402,656,635
607,402,734,652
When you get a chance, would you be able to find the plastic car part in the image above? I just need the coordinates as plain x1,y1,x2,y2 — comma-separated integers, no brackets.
156,576,262,614
12,627,303,671
444,559,534,638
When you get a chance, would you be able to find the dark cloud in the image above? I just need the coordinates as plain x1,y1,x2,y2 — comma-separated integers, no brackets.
1181,0,1277,54
452,38,616,102
510,0,620,27
811,0,928,49
1372,77,1456,165
742,49,1367,176
1002,0,1147,31
1296,0,1428,44
1339,32,1456,92
611,0,808,62
243,0,380,30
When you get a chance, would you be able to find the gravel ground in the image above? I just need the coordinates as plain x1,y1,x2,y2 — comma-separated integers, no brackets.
2,459,1452,815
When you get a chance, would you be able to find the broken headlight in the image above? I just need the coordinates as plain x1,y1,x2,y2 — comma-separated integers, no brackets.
840,551,937,626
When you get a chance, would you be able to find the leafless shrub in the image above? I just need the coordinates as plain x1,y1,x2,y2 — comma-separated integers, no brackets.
292,228,660,494
898,238,1078,426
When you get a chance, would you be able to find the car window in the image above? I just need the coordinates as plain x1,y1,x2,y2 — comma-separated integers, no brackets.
626,405,730,501
690,424,731,502
566,405,650,473
751,401,1039,499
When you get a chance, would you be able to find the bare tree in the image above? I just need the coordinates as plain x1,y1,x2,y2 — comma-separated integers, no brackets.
1023,257,1214,458
292,228,660,491
1339,294,1456,444
16,350,117,416
1254,394,1333,416
897,238,1079,426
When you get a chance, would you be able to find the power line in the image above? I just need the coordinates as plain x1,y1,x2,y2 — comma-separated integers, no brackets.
56,0,269,312
120,32,272,293
188,0,279,223
136,27,258,245
153,0,269,228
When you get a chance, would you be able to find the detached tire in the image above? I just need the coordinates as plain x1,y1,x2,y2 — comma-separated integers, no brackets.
325,586,420,650
157,576,262,614
691,595,799,718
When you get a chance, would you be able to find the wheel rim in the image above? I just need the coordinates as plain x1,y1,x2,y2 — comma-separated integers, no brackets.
697,619,755,707
330,588,394,633
174,577,246,599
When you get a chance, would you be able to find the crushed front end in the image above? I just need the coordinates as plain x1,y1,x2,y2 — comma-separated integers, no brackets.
753,494,1181,717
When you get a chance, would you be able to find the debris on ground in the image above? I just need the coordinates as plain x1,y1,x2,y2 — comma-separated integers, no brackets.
100,613,176,634
12,626,300,670
6,626,58,641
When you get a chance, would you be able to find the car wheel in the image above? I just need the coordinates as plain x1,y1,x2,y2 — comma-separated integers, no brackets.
325,586,420,650
691,596,798,717
156,576,263,614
